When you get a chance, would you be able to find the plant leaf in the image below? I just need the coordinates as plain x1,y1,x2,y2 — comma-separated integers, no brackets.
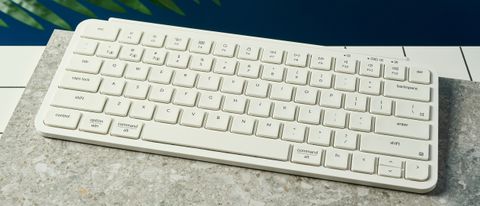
150,0,185,16
86,0,126,13
193,0,200,5
212,0,221,6
118,0,151,15
11,0,71,30
0,0,43,30
53,0,96,18
0,18,8,27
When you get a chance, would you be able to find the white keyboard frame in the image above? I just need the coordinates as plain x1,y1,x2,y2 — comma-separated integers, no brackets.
35,19,439,193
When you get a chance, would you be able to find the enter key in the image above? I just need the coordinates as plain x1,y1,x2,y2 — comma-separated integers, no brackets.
375,116,430,140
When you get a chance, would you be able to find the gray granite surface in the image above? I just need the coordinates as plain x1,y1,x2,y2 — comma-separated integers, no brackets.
1,31,479,205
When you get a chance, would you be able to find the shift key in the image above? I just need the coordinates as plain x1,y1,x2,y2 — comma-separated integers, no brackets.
51,89,106,113
375,116,430,140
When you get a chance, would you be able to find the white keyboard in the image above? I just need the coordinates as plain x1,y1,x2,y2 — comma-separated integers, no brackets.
35,18,438,193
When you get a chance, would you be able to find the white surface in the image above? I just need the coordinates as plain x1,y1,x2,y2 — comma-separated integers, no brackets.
0,88,24,133
345,46,405,59
461,47,480,81
0,46,44,87
403,47,470,80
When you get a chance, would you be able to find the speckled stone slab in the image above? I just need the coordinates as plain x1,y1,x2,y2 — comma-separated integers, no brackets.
1,31,479,205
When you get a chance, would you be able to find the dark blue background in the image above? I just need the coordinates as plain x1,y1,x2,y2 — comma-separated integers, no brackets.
0,0,479,45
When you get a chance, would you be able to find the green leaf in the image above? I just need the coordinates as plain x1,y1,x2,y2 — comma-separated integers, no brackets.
193,0,200,4
212,0,221,6
0,0,43,30
150,0,185,16
53,0,96,18
86,0,126,13
0,18,8,27
118,0,151,15
11,0,71,30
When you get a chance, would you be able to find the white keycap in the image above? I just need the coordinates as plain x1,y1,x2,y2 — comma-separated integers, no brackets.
213,58,237,75
261,48,283,64
358,77,381,95
51,89,106,113
384,64,406,81
256,119,281,138
197,74,220,91
325,149,350,170
384,81,430,102
124,82,150,100
272,102,296,121
335,58,356,74
130,102,155,120
205,112,230,131
149,85,174,103
172,70,197,88
378,157,403,178
351,153,376,174
173,89,198,107
245,80,270,98
100,60,126,77
294,87,318,105
180,108,205,127
237,61,261,78
190,39,212,54
142,48,166,66
100,78,125,96
148,66,173,84
198,92,223,110
110,119,143,139
261,64,284,82
285,67,309,85
213,41,236,57
270,84,293,101
310,71,332,88
82,24,119,41
230,116,256,135
310,55,332,70
166,51,190,69
221,77,244,94
154,105,181,124
348,112,372,132
105,97,131,116
248,99,271,117
223,95,247,114
141,32,165,48
119,45,144,62
297,106,321,124
405,161,430,181
96,42,121,59
319,91,343,108
334,130,358,150
395,100,430,121
79,114,112,134
360,133,430,160
409,68,431,84
307,127,331,146
59,71,102,93
67,55,102,74
118,29,143,44
190,54,214,72
359,61,381,77
286,51,308,67
165,35,189,51
74,38,98,56
323,109,347,128
125,63,150,81
43,108,81,129
375,116,430,140
237,45,260,60
344,93,367,112
334,74,357,92
370,96,392,115
282,123,306,142
291,145,322,166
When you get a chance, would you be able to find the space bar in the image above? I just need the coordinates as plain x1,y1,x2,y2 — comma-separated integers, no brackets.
141,122,291,161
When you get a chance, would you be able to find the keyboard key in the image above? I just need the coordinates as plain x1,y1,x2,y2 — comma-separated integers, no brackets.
118,29,143,44
358,77,381,95
256,119,281,138
237,61,261,78
344,93,367,112
409,68,431,84
297,106,321,124
360,133,430,160
180,108,205,127
190,55,214,72
310,71,332,88
286,67,309,85
323,109,347,128
166,51,190,69
310,55,332,70
294,87,318,105
213,41,236,57
205,112,230,131
129,102,155,120
230,116,255,135
124,82,150,100
165,35,189,51
261,48,284,64
351,153,375,174
173,89,198,107
149,85,174,103
67,55,102,74
172,70,197,88
82,23,119,41
378,165,402,178
74,38,98,56
270,84,293,101
125,63,150,81
291,145,322,166
272,102,296,121
79,114,112,134
325,149,350,170
100,78,125,96
141,32,165,48
100,60,126,77
213,58,237,75
245,80,270,98
142,48,166,66
105,97,131,117
148,66,173,84
282,123,306,142
375,116,430,140
221,77,245,94
190,39,212,54
307,127,331,146
119,45,144,62
348,112,372,132
261,64,284,82
384,81,431,102
59,71,102,93
334,74,357,92
359,61,381,77
319,91,342,108
43,108,81,129
248,99,271,117
285,51,308,67
154,105,180,124
223,95,247,114
237,45,260,60
110,119,143,139
395,100,431,121
335,58,356,74
198,92,223,110
369,96,392,115
51,89,106,113
197,74,220,91
384,64,406,81
405,161,430,181
333,130,358,150
96,42,121,59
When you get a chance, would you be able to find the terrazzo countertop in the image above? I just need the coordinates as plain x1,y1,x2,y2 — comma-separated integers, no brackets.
1,31,479,205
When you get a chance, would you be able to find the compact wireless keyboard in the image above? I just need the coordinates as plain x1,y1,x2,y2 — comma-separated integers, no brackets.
35,18,438,193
